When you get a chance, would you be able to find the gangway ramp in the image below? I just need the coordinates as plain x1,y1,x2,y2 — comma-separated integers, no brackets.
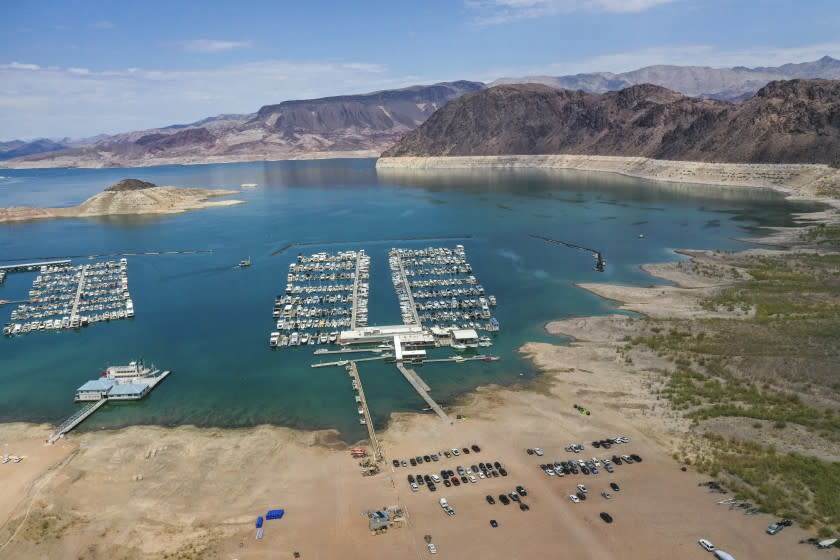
47,398,107,444
348,362,383,461
396,364,451,424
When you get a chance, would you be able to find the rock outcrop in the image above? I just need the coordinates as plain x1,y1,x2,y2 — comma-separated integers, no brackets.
383,80,840,167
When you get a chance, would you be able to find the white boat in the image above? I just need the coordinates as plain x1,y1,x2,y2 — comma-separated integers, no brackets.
13,456,22,463
451,343,467,351
1,454,9,464
269,332,280,347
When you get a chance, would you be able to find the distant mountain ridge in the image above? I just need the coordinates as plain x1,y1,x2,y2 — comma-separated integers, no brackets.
1,81,484,168
383,79,840,167
3,57,840,168
492,56,840,102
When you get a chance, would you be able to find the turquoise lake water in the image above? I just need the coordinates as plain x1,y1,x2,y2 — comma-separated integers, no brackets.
0,159,823,442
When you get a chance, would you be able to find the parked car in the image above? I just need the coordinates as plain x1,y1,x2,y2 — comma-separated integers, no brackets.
605,464,614,473
428,482,437,492
600,512,613,524
451,448,460,456
416,456,423,465
443,450,451,458
460,476,469,484
471,444,481,452
493,461,502,469
526,448,535,455
534,447,544,456
451,477,460,486
516,485,527,496
499,468,508,477
508,492,520,502
499,494,510,505
431,474,441,483
410,482,419,492
576,491,587,501
486,495,496,505
569,494,580,504
457,466,467,475
519,503,530,511
443,479,451,487
401,460,408,467
427,543,437,554
431,454,439,462
490,519,498,528
410,458,417,466
462,447,470,454
423,455,431,463
767,522,784,535
577,484,588,493
630,454,642,462
601,491,612,499
468,475,477,484
610,482,620,491
393,459,400,468
471,465,479,473
698,539,715,552
408,474,415,483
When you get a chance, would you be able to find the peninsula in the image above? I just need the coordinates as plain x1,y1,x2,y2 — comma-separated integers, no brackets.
0,178,243,223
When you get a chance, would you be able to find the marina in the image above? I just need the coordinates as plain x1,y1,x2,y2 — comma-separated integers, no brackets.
3,258,134,337
389,245,500,341
269,250,368,348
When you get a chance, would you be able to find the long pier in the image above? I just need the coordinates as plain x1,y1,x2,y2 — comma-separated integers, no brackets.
311,354,391,368
68,264,88,325
348,362,383,461
47,399,107,444
394,256,421,326
0,259,72,274
396,364,452,424
350,251,363,330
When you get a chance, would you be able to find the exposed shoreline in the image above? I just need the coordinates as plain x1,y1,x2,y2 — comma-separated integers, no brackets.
0,150,381,170
377,154,840,208
0,186,243,223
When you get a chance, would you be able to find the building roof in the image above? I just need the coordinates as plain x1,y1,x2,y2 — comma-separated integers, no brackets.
108,383,149,396
76,379,115,392
451,328,479,340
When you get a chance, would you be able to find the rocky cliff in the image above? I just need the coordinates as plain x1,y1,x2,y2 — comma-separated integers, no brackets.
383,80,840,166
3,81,484,168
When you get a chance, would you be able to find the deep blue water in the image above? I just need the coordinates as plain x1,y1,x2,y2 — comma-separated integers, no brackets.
0,159,822,441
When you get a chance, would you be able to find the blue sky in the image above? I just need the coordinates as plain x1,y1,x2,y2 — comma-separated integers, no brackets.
2,0,839,140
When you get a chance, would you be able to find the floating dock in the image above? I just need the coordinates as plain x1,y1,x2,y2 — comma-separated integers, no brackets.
0,260,72,274
47,364,171,444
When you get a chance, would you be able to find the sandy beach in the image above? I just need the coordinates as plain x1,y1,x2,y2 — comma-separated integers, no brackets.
0,333,830,560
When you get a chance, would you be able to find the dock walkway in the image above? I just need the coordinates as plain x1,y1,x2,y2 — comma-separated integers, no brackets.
350,252,362,329
396,364,451,424
394,256,421,326
0,259,72,274
47,398,107,444
68,264,88,324
349,362,382,460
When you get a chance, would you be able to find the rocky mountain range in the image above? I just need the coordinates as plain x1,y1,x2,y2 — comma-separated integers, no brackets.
492,56,840,103
382,79,840,167
1,81,483,168
2,57,839,168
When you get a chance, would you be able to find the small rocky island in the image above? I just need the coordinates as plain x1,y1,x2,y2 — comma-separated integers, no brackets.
0,178,243,223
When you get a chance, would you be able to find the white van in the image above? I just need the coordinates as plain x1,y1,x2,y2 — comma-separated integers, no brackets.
698,538,715,551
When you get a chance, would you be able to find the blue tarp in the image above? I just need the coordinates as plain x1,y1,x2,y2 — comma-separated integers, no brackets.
256,516,264,528
266,509,285,520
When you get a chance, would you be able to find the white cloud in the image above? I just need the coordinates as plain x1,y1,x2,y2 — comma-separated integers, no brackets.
0,59,425,139
178,39,254,53
91,21,115,29
467,0,675,25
